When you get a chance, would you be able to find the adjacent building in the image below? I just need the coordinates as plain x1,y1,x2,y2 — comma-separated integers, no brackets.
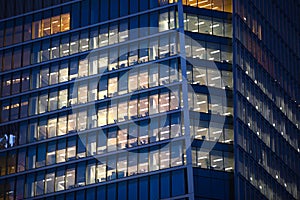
0,0,298,199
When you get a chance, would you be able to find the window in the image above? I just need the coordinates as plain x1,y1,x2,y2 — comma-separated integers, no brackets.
70,33,79,54
25,174,35,198
195,93,208,113
118,126,128,150
198,15,211,34
108,103,117,124
87,132,97,156
159,10,169,32
209,94,223,115
7,150,16,174
118,100,128,122
108,76,118,97
139,67,149,89
99,25,108,47
56,167,65,191
57,139,66,163
128,98,138,119
98,103,107,126
35,171,45,196
212,18,223,36
47,141,56,165
17,148,26,172
187,14,198,32
207,68,221,87
86,161,96,184
139,94,148,117
66,165,75,189
36,144,46,168
107,156,117,180
117,153,127,178
150,118,159,143
67,137,76,160
149,64,159,87
79,31,89,52
45,169,55,193
96,159,106,182
210,150,223,170
78,81,88,104
159,91,169,113
138,149,149,173
139,120,149,145
207,43,220,61
171,141,183,167
32,13,70,39
149,146,159,171
77,134,86,158
193,120,209,140
160,144,170,169
107,128,117,152
128,153,137,176
159,35,169,58
58,87,68,109
0,153,6,175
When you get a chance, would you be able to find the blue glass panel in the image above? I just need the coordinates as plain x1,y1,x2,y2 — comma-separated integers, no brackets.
120,0,129,17
130,17,138,40
149,0,158,9
91,0,99,23
139,177,149,200
81,0,89,26
160,172,170,199
110,0,119,19
128,179,138,200
171,170,185,196
97,186,107,199
150,175,159,200
76,190,85,200
130,0,138,14
25,173,35,198
118,182,127,200
107,183,117,200
87,188,96,199
140,0,148,11
71,3,80,28
100,0,109,22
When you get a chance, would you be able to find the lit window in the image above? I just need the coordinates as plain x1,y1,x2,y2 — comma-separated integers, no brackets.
117,153,127,178
32,13,70,39
118,126,128,149
96,159,107,182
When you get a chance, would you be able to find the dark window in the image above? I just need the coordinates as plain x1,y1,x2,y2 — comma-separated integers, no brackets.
171,170,185,196
118,182,127,200
71,2,80,28
110,0,119,19
120,0,129,17
100,0,109,22
130,0,138,14
107,183,117,199
14,18,23,44
90,0,99,23
160,172,170,199
139,177,149,199
81,0,89,26
4,20,13,46
36,143,46,168
97,186,106,199
128,179,138,200
150,175,159,200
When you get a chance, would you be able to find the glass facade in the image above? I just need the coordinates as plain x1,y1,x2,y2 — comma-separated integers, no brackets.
234,0,300,200
0,0,299,200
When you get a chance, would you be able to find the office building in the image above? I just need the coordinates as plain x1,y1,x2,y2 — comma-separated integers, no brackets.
0,0,298,199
